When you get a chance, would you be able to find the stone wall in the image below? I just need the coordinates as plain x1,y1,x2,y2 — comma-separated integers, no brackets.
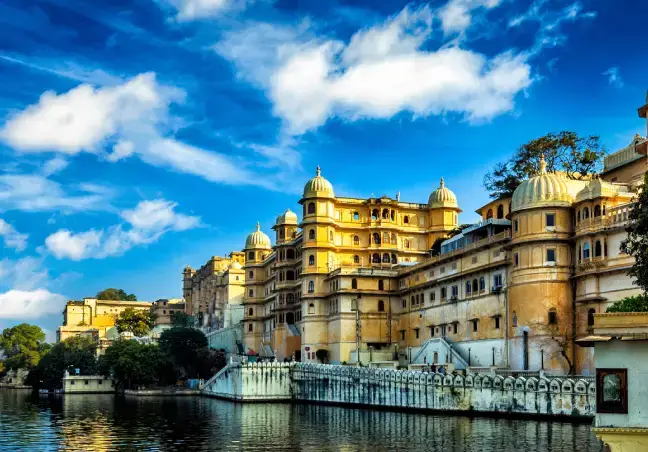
202,362,596,419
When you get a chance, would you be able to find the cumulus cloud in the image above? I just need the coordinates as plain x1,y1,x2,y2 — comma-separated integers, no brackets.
0,73,288,190
45,199,201,260
0,289,66,319
603,67,623,88
162,0,246,20
216,5,532,135
0,219,28,251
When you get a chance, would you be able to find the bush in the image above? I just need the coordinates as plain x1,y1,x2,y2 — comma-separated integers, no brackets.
606,294,648,313
98,340,176,389
27,336,97,390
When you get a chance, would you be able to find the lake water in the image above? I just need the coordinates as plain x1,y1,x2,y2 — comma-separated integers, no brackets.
0,389,605,451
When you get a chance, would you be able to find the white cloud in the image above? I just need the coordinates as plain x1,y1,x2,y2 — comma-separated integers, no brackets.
0,219,28,251
0,256,50,291
217,5,532,135
438,0,501,35
0,289,66,319
1,73,289,190
0,173,112,213
603,67,623,88
161,0,243,20
41,157,69,177
45,198,202,260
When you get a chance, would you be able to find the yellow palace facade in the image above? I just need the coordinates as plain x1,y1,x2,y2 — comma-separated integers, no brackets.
183,98,648,375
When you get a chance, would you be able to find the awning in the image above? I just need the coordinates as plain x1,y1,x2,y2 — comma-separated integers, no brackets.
575,335,611,347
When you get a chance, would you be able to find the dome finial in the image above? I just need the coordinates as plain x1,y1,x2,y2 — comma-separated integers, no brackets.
316,165,321,177
440,177,445,188
256,221,260,231
539,154,547,175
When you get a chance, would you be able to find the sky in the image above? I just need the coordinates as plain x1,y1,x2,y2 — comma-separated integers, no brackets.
0,0,646,341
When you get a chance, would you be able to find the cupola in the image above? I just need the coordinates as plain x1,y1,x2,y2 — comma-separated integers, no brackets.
428,177,458,208
511,155,572,212
245,222,271,249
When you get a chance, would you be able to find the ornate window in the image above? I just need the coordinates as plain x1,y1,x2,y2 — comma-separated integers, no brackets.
353,255,360,264
594,205,601,217
373,233,381,244
595,240,602,257
486,209,493,219
372,209,379,220
353,235,359,246
479,277,485,291
472,279,478,293
383,232,390,244
466,281,472,294
352,278,358,289
308,281,314,293
382,253,390,263
307,202,316,214
372,253,380,263
404,239,410,249
248,251,255,260
404,215,409,224
248,289,254,297
353,211,359,221
382,209,389,219
308,303,315,314
596,369,628,414
497,204,504,219
308,255,315,266
583,207,590,219
583,242,591,260
378,300,385,312
391,253,397,264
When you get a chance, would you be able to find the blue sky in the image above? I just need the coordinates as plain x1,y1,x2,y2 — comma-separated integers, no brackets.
0,0,646,341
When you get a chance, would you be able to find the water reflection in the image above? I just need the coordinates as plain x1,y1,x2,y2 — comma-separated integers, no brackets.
0,390,604,451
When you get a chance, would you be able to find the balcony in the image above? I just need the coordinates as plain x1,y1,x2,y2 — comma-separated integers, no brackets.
575,202,634,235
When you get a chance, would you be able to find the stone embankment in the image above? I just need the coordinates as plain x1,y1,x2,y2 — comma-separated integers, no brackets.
202,362,596,420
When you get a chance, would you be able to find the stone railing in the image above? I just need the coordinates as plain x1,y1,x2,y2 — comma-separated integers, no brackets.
203,362,595,419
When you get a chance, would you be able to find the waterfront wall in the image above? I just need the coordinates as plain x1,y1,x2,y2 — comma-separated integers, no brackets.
202,362,596,419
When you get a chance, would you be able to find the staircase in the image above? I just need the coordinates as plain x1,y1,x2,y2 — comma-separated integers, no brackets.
411,337,469,369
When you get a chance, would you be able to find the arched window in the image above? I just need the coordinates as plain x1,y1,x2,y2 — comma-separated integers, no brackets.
588,308,596,327
404,239,410,249
577,210,581,222
353,235,359,246
486,209,493,219
595,240,602,257
308,303,315,314
287,293,294,304
378,280,384,290
308,255,315,266
378,300,385,312
248,308,253,316
479,277,485,291
602,205,606,216
583,242,591,259
351,278,358,289
248,324,253,332
497,204,504,219
372,253,380,263
404,215,409,224
583,207,590,219
382,253,390,263
472,279,478,292
466,281,472,294
440,287,447,299
391,253,397,264
433,352,439,364
512,311,518,327
383,232,390,244
390,210,395,221
280,229,284,238
353,211,359,221
372,209,379,220
373,233,381,244
309,229,315,240
248,289,254,297
307,202,316,214
308,281,314,293
411,295,415,305
354,255,360,264
548,308,557,325
594,205,601,217
382,209,389,219
248,251,255,260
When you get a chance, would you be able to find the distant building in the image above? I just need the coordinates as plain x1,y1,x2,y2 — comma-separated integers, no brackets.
151,298,185,327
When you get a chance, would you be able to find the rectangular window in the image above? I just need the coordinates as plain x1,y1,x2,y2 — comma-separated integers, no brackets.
414,328,420,339
400,330,405,341
493,274,503,288
430,291,436,302
596,368,628,414
546,213,555,227
70,381,75,386
514,219,519,233
98,380,103,385
440,266,445,274
495,317,500,329
85,380,89,385
430,326,435,337
451,285,458,297
472,320,478,332
452,262,457,270
514,253,519,266
402,299,407,308
472,256,478,264
546,249,556,263
453,323,458,334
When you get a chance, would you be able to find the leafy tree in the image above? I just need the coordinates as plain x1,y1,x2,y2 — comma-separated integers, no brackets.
171,311,193,328
483,132,606,199
0,324,49,370
431,237,445,257
606,294,648,313
315,349,329,364
195,348,227,379
98,340,176,389
159,327,207,378
27,336,98,389
96,288,137,301
622,172,648,294
114,307,156,337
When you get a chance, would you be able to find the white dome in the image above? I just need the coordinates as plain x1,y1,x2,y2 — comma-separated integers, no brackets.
228,261,243,270
511,156,572,212
303,166,334,199
428,177,458,208
245,222,271,249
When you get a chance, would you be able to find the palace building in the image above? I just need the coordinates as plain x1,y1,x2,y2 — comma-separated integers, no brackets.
188,99,648,375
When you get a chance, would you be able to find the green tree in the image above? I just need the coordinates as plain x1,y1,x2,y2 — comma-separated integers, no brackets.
96,288,137,301
622,173,648,294
195,348,227,380
0,324,49,371
431,237,445,257
27,336,98,389
159,327,207,378
606,294,648,313
98,340,176,389
114,307,156,337
483,132,606,199
170,311,193,328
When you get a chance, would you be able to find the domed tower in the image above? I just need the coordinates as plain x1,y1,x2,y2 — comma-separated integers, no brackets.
242,222,272,353
427,177,461,247
508,155,576,373
298,166,335,360
272,209,298,245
